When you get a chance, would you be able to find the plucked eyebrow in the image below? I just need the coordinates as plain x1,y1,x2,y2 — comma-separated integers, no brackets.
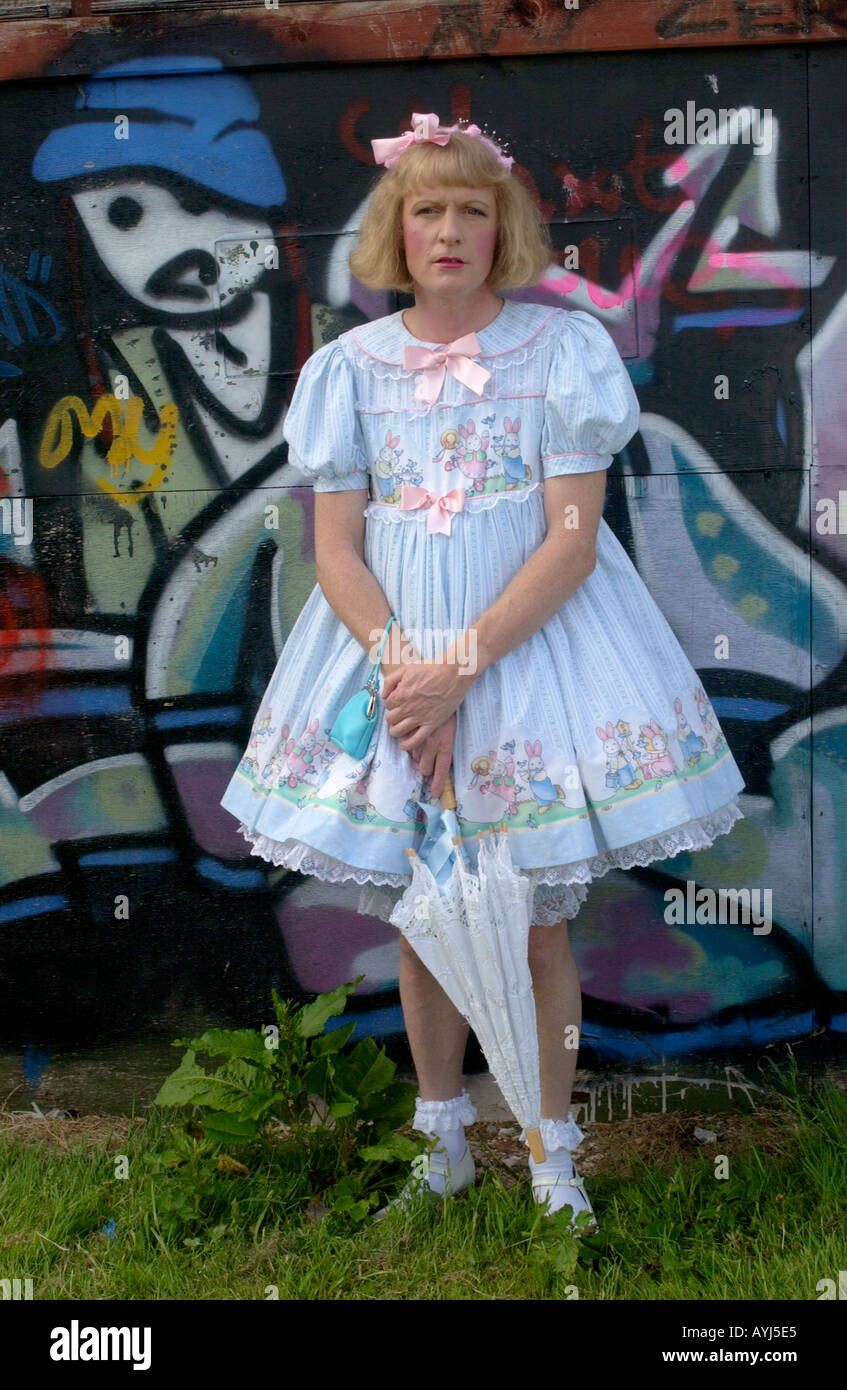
410,196,491,210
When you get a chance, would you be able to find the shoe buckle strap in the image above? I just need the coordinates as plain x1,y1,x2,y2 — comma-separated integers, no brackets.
531,1174,588,1193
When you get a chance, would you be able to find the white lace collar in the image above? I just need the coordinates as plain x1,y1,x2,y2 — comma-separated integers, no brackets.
346,297,560,365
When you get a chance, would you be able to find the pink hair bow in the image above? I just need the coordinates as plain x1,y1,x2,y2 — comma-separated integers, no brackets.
371,113,451,169
402,332,492,405
371,113,514,171
400,483,465,537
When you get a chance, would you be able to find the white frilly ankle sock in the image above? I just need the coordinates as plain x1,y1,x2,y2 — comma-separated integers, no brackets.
519,1111,585,1158
521,1113,593,1220
413,1089,477,1194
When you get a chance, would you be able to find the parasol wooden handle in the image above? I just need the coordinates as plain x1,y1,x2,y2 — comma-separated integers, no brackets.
440,768,457,811
524,1127,547,1163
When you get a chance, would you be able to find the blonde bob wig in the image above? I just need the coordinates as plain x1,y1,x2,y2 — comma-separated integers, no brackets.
349,127,552,293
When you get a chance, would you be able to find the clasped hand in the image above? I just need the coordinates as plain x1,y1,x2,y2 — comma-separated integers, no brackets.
381,658,470,800
381,656,465,751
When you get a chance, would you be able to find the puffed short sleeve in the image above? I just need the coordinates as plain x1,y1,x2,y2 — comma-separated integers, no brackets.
283,339,370,492
540,310,640,477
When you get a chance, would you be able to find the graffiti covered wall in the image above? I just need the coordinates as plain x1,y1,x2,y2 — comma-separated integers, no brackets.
0,15,845,1066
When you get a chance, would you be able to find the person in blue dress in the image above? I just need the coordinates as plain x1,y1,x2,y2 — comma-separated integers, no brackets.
220,113,746,1228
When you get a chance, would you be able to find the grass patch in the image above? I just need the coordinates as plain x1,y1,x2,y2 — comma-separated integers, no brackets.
0,1058,844,1300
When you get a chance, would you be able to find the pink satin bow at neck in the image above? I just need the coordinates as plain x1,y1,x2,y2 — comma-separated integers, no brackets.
402,332,492,406
399,483,465,537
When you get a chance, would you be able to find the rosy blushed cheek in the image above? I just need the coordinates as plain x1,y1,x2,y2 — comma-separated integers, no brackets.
479,229,497,258
403,225,426,258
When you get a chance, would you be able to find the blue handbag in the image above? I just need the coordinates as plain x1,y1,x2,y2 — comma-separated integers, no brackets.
329,616,396,760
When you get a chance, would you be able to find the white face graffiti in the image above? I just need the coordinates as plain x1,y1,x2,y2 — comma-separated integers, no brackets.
72,181,274,316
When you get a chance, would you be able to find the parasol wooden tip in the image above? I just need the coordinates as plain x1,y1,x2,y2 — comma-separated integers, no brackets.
525,1127,547,1164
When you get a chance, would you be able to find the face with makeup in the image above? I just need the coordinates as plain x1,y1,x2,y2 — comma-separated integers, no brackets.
400,184,498,301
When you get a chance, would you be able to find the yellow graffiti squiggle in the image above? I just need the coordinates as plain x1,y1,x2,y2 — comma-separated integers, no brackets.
39,394,179,504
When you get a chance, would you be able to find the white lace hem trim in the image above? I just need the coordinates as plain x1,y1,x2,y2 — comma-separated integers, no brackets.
520,1113,585,1153
528,882,591,925
233,830,416,887
531,798,745,885
232,797,744,906
413,1088,478,1134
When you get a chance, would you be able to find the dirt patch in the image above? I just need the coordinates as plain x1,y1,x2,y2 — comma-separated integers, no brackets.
459,1102,803,1187
0,1094,813,1177
0,1111,145,1155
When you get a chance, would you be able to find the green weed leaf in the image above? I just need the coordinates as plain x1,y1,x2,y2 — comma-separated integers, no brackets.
359,1133,419,1163
297,980,362,1038
310,1022,357,1056
154,1051,225,1109
171,1028,272,1065
328,1093,359,1119
200,1112,259,1144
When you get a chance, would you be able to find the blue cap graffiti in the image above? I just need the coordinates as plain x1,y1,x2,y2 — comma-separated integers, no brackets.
31,55,286,209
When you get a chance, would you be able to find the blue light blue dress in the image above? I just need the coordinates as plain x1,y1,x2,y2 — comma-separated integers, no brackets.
220,299,745,925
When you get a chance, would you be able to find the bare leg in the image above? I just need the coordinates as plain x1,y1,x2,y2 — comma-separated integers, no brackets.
528,918,581,1118
526,917,594,1221
398,934,470,1100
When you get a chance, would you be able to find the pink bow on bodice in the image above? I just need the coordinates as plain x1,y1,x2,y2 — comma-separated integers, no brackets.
402,332,492,405
399,483,465,536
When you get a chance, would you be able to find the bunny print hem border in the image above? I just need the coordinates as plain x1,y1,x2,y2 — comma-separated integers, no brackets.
232,686,733,838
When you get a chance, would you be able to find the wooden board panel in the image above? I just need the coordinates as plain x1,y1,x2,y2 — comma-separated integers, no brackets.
0,0,845,83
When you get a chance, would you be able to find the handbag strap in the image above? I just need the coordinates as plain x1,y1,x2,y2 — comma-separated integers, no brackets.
367,616,395,694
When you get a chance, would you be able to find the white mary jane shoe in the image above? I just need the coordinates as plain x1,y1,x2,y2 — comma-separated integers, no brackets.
374,1141,476,1221
531,1162,598,1234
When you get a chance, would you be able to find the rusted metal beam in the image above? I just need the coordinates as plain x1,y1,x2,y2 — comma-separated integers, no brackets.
0,0,844,82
